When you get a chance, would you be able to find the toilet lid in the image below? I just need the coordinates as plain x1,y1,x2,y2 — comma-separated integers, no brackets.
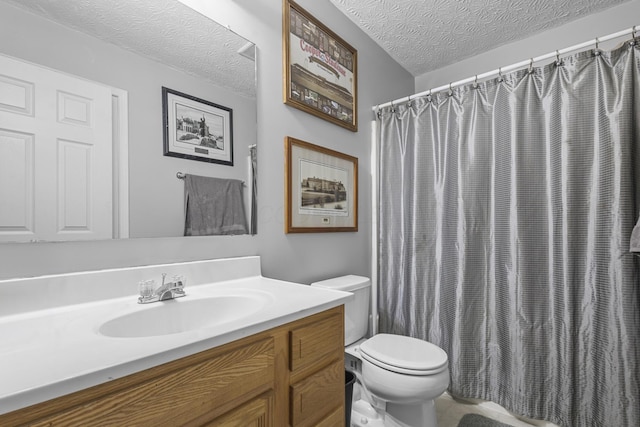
359,334,448,375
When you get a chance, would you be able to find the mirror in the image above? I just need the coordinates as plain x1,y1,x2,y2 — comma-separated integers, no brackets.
0,0,257,241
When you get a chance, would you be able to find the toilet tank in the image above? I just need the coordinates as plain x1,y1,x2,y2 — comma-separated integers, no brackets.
311,275,370,346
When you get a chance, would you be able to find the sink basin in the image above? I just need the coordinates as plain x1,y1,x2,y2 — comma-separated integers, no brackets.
99,294,268,338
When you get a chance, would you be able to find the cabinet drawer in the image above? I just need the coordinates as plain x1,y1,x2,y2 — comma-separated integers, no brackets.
289,309,343,373
290,360,344,427
28,337,275,427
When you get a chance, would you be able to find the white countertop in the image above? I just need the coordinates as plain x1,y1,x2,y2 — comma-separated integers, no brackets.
0,274,351,415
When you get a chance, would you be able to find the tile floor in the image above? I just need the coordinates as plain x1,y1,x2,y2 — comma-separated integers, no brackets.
435,393,560,427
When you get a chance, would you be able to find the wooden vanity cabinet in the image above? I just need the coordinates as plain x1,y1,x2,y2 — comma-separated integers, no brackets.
289,311,345,426
0,305,345,427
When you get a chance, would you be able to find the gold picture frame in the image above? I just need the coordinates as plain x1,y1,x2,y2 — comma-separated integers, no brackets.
283,0,358,132
285,136,358,233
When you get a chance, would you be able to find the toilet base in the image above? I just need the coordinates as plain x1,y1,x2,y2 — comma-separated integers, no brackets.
351,399,386,427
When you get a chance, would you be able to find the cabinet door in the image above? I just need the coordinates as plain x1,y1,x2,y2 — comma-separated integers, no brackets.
289,310,343,374
290,360,344,427
27,338,274,427
205,392,273,427
315,406,345,427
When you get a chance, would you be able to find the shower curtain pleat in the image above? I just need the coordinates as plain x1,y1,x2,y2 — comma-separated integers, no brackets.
376,41,640,427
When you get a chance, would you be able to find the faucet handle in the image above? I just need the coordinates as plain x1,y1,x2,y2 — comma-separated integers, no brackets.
172,275,186,288
139,279,156,298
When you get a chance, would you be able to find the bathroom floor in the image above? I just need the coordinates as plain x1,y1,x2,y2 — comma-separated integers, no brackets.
435,393,560,427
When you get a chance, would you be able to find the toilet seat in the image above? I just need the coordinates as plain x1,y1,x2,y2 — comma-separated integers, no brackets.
359,334,448,376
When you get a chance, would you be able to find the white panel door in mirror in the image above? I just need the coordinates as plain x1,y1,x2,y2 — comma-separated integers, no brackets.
0,54,113,242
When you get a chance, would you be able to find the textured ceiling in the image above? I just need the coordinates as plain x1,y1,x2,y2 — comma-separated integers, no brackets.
2,0,256,98
330,0,630,76
5,0,630,90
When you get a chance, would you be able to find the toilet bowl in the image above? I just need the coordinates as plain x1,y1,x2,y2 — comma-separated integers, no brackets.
311,276,449,427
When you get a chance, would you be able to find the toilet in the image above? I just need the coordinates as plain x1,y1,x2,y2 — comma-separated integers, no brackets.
311,275,449,427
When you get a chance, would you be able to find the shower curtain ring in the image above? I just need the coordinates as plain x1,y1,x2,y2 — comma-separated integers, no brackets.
629,26,637,46
473,75,478,89
594,37,601,55
528,58,534,74
448,82,453,96
498,67,503,82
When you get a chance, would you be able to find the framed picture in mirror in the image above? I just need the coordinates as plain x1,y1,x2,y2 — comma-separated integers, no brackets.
285,136,358,233
283,0,358,132
162,87,234,166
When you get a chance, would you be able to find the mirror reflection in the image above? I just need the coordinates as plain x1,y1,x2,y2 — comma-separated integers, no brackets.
0,0,257,242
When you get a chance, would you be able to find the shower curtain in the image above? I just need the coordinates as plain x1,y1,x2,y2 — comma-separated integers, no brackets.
376,41,640,426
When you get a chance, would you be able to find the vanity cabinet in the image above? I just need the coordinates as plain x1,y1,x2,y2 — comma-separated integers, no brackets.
289,311,345,427
0,306,345,427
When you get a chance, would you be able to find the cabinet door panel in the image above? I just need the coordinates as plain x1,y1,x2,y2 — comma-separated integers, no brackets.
290,360,344,427
289,310,343,373
315,405,345,427
205,392,273,427
30,338,274,427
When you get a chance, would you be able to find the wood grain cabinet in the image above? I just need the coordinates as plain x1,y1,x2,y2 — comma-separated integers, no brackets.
0,306,344,427
289,310,345,427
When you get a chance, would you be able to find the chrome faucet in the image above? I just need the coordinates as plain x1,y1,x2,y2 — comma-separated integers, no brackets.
138,273,186,304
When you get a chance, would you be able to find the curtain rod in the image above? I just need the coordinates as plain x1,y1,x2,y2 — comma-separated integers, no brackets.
373,25,638,111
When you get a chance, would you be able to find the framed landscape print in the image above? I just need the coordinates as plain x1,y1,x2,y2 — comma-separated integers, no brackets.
283,0,358,132
285,136,358,233
162,87,234,166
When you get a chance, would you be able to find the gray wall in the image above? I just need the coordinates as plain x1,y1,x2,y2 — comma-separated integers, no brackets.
415,0,640,91
0,0,414,282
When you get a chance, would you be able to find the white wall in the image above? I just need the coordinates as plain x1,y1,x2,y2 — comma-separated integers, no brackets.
0,0,413,281
180,0,414,284
416,0,640,92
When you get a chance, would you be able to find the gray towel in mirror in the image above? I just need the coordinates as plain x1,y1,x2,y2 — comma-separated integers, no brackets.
184,174,248,236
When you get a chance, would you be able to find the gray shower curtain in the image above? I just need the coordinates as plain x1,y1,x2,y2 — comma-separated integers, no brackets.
376,41,640,426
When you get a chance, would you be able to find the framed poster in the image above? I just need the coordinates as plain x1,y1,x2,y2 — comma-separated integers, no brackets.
283,0,358,132
162,87,233,166
285,136,358,233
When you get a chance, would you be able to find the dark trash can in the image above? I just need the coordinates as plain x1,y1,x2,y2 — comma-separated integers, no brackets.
345,370,356,426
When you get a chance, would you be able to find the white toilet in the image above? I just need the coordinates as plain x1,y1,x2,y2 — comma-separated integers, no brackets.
311,275,449,427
